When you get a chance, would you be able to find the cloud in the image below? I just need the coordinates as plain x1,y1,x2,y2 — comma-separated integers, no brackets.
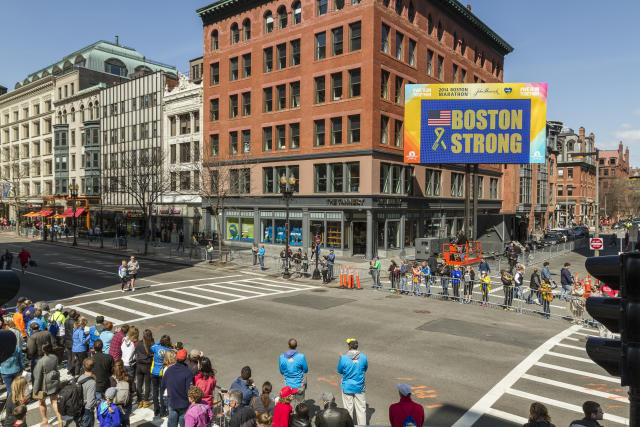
634,109,640,116
620,123,632,129
615,129,640,142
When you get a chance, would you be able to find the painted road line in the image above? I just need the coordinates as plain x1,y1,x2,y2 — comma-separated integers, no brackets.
150,292,205,307
485,408,528,425
521,373,629,402
534,362,620,383
573,331,599,337
97,300,152,318
555,342,586,351
123,296,179,312
168,288,227,302
190,285,254,298
235,279,302,290
199,283,265,295
55,261,160,283
249,276,316,289
13,268,103,293
505,388,629,425
451,324,582,427
67,305,123,324
547,351,596,364
565,337,580,341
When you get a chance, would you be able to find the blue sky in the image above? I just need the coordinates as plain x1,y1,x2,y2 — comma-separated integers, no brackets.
1,0,638,166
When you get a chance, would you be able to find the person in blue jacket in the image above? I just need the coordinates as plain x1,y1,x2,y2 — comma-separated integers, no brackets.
88,315,106,353
229,366,259,407
0,344,25,396
278,338,308,407
71,317,90,379
150,335,171,417
337,338,368,426
451,265,462,302
26,309,46,338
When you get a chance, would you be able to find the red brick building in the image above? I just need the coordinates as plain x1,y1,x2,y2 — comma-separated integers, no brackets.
598,141,631,218
197,0,512,258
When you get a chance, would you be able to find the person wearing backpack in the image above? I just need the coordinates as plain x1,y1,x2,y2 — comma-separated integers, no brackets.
49,304,66,347
70,357,97,427
92,339,114,400
388,384,424,427
32,343,63,426
110,360,134,427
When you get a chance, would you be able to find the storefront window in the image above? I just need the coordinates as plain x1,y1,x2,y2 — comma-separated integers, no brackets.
376,220,385,248
289,220,303,246
240,218,254,242
326,221,341,248
310,220,324,247
404,220,417,247
261,218,274,243
343,221,350,249
226,217,240,240
387,220,400,249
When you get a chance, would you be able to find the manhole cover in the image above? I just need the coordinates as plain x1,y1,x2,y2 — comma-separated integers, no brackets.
386,295,402,299
312,289,329,292
413,310,431,314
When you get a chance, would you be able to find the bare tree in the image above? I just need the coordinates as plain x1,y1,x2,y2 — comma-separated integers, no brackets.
0,163,31,236
600,176,640,219
118,148,172,255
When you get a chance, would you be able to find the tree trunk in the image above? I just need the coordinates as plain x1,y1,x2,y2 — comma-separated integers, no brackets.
144,213,150,256
216,210,224,262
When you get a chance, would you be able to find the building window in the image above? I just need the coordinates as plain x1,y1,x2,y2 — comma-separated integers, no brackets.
180,114,191,134
567,185,573,196
243,18,251,40
332,27,343,55
451,172,464,197
519,176,531,204
242,92,251,116
437,55,444,80
329,163,344,192
230,57,239,80
209,98,219,121
315,164,327,192
437,21,443,41
180,142,191,163
278,6,287,28
395,31,404,60
380,115,389,144
263,87,273,112
264,11,274,33
394,119,403,147
348,114,360,143
229,131,238,155
210,62,219,85
349,21,361,51
276,84,286,110
395,0,403,15
452,63,458,83
394,76,403,104
290,39,301,66
230,169,251,194
263,127,273,151
230,23,240,44
408,39,416,66
381,70,390,99
331,72,342,100
317,0,328,15
289,123,300,149
331,117,342,145
558,168,564,177
408,1,415,22
314,119,325,146
290,82,300,108
277,43,287,69
460,68,466,83
381,23,390,53
276,125,286,150
426,49,434,75
477,176,484,199
211,30,219,50
293,1,302,24
315,76,325,104
315,32,326,60
557,184,563,197
346,162,360,192
264,47,273,72
349,68,361,97
242,54,251,77
425,169,441,196
229,94,239,118
567,168,573,179
241,129,251,153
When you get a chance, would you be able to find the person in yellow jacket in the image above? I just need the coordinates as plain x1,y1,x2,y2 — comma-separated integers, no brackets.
540,279,552,319
479,272,491,306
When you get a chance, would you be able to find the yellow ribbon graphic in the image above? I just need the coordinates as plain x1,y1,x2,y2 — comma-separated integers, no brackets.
431,127,446,151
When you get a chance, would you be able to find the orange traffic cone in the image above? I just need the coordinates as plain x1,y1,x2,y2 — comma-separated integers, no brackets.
348,266,354,289
355,267,361,289
340,266,345,288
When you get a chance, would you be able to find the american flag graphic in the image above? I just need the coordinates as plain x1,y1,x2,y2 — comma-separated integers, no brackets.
427,110,451,126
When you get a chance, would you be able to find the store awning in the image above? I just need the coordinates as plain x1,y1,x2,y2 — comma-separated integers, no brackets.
74,208,85,217
23,212,39,217
39,210,53,217
62,207,85,218
52,213,66,219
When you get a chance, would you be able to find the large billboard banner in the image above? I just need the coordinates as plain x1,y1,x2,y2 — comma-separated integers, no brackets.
404,83,547,164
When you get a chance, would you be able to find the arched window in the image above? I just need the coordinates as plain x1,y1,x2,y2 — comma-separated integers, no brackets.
71,107,75,122
104,58,127,76
292,1,302,24
453,32,458,50
335,0,344,10
408,1,415,22
277,6,287,29
75,55,86,68
63,109,67,124
480,52,485,68
230,23,240,44
427,14,433,35
57,111,62,124
395,0,403,15
264,11,274,33
211,30,219,51
63,60,73,73
94,101,99,119
437,21,443,41
474,46,479,63
80,105,85,122
461,39,466,56
243,19,251,40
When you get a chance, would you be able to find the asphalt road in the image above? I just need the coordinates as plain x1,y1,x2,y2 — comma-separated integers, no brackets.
0,234,626,426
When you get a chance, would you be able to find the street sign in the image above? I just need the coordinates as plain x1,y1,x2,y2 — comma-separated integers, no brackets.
590,237,604,250
315,234,322,245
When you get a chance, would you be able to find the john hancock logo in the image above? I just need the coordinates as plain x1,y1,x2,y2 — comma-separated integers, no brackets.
504,87,513,94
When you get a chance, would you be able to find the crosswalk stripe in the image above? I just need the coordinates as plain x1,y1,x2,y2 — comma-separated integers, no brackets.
555,342,586,351
565,337,580,341
252,277,315,288
169,288,227,302
534,362,620,383
505,388,629,425
198,283,266,295
191,285,254,298
573,331,598,337
547,351,595,364
67,305,123,324
149,292,205,306
124,296,179,312
235,279,300,290
485,408,527,425
521,373,629,402
98,300,152,318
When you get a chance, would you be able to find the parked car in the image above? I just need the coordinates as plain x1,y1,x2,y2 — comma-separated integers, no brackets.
572,226,589,237
540,232,564,246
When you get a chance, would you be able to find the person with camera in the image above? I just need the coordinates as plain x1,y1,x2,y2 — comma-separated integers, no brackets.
230,366,259,408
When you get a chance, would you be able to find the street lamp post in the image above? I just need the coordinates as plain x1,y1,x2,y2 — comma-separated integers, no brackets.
280,174,297,278
70,185,79,246
570,151,599,255
312,223,322,280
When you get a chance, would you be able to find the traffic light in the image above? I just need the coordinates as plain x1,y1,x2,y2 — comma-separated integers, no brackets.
0,270,20,363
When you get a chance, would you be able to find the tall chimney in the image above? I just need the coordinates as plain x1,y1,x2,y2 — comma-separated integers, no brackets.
467,4,471,11
115,35,119,46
